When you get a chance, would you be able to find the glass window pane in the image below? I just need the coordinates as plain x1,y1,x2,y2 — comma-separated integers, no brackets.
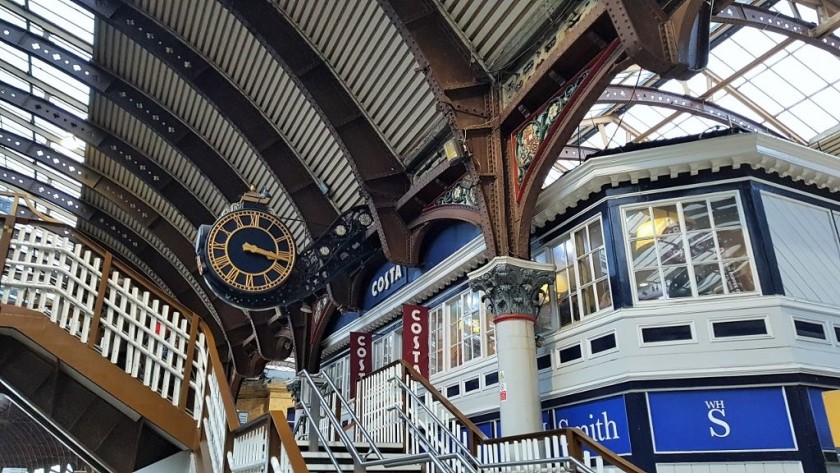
552,239,570,268
694,263,724,295
635,269,662,300
574,228,589,256
663,266,692,298
555,270,571,297
593,249,608,280
625,207,652,236
723,260,755,293
658,234,686,265
578,254,593,284
688,231,717,261
596,279,612,310
581,285,597,316
589,220,604,249
631,238,657,269
683,201,711,230
717,229,748,259
711,197,740,227
652,205,680,235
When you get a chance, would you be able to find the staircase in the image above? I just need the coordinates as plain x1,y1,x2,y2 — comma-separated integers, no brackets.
296,441,419,472
0,192,644,473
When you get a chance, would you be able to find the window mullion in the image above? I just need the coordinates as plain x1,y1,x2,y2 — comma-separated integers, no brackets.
676,203,698,297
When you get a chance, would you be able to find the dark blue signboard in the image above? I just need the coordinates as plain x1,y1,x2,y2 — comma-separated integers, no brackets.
552,395,631,455
808,388,834,451
361,263,421,310
648,388,796,452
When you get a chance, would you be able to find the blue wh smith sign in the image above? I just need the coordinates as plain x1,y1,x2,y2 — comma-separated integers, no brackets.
552,396,631,455
648,388,797,452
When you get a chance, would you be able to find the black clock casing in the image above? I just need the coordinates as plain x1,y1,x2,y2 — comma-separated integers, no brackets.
196,195,296,310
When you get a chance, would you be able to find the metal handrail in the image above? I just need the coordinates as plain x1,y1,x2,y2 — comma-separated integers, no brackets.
388,375,480,472
294,388,343,473
314,371,383,460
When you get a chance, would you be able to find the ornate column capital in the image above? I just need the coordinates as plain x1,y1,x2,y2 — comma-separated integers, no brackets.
467,256,554,319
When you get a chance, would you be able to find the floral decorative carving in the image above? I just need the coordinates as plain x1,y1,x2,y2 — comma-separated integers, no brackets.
435,177,479,207
513,70,589,185
468,257,554,318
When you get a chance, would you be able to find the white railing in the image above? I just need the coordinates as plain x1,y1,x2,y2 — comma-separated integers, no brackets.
2,224,101,343
99,271,190,406
352,362,640,473
204,371,228,473
227,421,270,473
356,364,403,444
1,222,210,421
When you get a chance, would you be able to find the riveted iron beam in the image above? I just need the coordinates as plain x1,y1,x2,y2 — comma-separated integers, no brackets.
0,168,95,221
0,82,214,226
0,128,163,228
378,0,509,257
221,0,417,263
0,18,246,202
596,86,783,137
74,0,338,236
714,3,840,58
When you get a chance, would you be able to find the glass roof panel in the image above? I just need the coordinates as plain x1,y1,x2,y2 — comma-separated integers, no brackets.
559,0,840,175
0,1,95,227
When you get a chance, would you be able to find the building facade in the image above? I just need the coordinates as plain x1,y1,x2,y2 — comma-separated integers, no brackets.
318,132,840,473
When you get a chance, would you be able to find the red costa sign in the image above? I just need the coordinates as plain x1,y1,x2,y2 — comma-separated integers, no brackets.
349,332,372,398
402,304,429,378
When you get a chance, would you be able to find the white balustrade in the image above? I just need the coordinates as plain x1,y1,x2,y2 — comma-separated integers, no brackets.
203,371,228,473
2,224,101,343
1,222,208,421
98,270,190,406
227,422,269,473
356,364,402,444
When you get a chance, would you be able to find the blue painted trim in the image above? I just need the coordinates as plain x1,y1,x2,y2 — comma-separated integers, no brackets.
745,185,784,295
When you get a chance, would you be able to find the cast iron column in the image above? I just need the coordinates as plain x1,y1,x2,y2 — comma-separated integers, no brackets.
469,256,554,436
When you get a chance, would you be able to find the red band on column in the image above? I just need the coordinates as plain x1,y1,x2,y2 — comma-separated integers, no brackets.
493,313,537,324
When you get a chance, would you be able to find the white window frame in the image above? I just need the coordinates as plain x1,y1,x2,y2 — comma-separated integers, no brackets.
428,288,496,375
587,330,619,359
637,321,697,347
540,215,614,331
708,315,773,342
834,323,840,346
556,341,585,366
792,316,831,344
621,192,760,304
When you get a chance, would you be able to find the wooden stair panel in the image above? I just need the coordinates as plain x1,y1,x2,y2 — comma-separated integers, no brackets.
68,398,125,449
50,376,98,429
0,344,53,395
95,415,143,473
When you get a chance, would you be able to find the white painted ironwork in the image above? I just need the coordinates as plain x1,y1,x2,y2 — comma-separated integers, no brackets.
204,371,228,473
228,422,270,473
0,222,211,420
2,224,101,343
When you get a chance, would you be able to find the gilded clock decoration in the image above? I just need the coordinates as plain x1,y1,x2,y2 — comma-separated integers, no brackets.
205,209,296,293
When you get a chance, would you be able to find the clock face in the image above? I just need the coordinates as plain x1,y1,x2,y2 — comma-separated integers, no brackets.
205,209,295,293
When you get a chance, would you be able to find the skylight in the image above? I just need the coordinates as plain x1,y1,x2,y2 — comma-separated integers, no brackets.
544,0,840,188
0,0,94,225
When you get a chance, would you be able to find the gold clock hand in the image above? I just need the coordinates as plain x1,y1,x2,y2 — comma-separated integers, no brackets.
242,242,289,261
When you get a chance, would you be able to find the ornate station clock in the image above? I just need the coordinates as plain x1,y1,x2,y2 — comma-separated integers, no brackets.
196,188,296,310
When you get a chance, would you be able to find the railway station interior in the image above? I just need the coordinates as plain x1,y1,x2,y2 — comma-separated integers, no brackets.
1,0,840,472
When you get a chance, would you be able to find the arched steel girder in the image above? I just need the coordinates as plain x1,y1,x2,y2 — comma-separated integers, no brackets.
0,128,193,241
377,0,508,257
73,0,340,237
0,83,214,227
595,85,784,138
513,42,626,258
714,3,840,59
220,0,417,264
0,18,247,204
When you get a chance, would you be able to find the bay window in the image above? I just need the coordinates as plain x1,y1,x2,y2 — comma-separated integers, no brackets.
429,289,495,375
539,217,613,329
623,194,756,302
